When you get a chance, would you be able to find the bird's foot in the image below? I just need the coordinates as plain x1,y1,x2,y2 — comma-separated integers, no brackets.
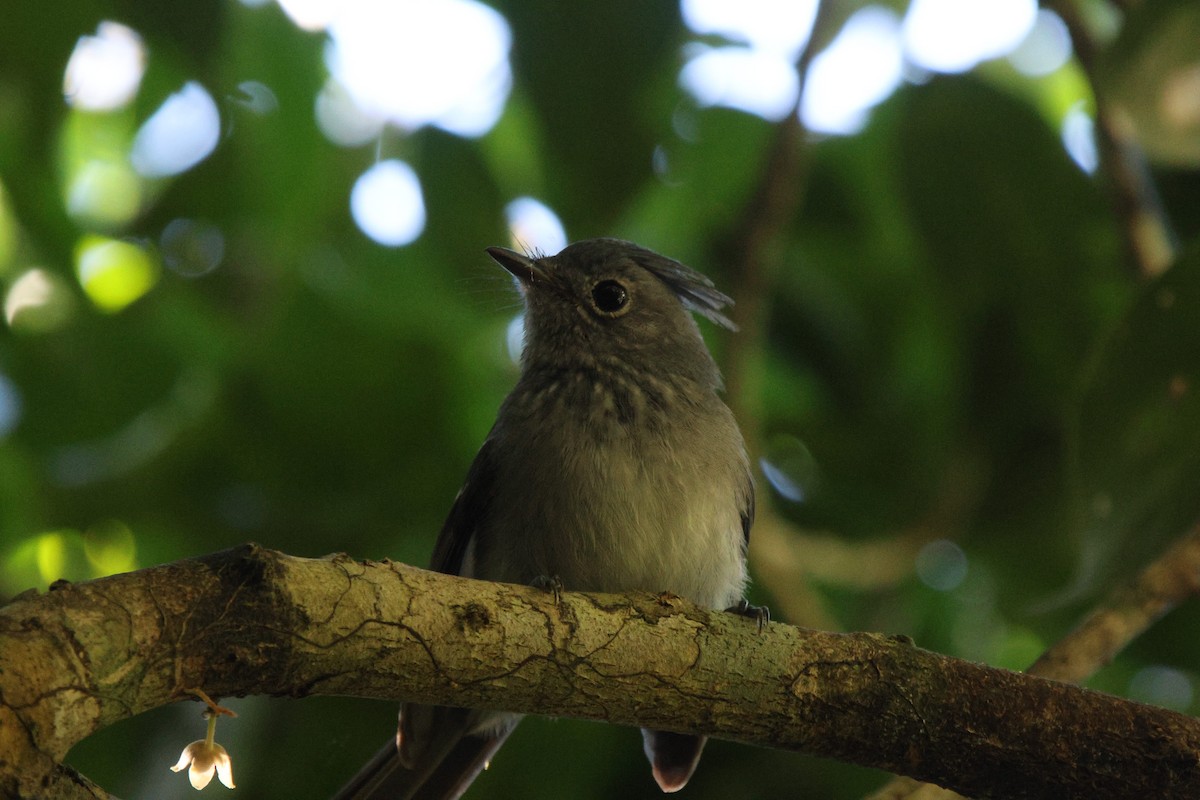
725,599,770,633
531,574,564,604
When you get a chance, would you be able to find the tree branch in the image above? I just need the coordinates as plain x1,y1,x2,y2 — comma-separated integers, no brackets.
2,545,1200,799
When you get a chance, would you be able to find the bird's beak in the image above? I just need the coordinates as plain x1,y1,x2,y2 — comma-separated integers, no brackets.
486,247,545,286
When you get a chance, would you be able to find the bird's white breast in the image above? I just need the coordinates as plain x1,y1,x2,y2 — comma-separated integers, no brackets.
480,374,748,610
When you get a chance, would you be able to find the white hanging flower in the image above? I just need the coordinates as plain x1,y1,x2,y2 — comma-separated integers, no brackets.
170,706,235,790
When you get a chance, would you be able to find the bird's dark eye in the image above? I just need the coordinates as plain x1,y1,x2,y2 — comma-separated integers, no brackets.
591,280,629,314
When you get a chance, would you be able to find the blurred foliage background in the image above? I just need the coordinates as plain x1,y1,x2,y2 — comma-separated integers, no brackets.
2,0,1199,798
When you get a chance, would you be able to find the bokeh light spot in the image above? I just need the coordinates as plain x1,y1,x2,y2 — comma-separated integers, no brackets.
1129,666,1194,711
75,236,160,312
35,532,68,584
903,0,1037,73
506,314,525,366
4,268,76,333
0,182,19,274
679,45,799,121
1008,9,1072,77
63,21,146,111
83,520,138,576
1063,102,1098,173
4,530,101,587
759,434,818,503
681,0,818,57
276,0,337,31
315,78,385,147
130,82,220,178
802,6,904,135
0,371,22,438
915,539,968,591
505,197,567,255
161,218,225,277
350,160,426,246
324,0,512,137
1161,64,1200,131
65,159,143,229
231,80,279,116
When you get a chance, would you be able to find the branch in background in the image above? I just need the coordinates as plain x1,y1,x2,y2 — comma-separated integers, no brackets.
1048,0,1176,278
718,105,806,429
753,452,991,626
715,0,843,629
866,521,1200,800
751,515,931,629
1029,522,1200,682
3,544,1200,800
867,3,1193,794
720,0,842,429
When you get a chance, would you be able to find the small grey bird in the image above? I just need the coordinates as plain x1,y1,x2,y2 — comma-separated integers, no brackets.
334,238,761,800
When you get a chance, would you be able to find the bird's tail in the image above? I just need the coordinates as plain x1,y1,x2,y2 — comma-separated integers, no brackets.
332,722,511,800
642,729,708,793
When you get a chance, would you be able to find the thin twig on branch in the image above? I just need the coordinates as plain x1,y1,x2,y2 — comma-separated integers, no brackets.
2,544,1200,800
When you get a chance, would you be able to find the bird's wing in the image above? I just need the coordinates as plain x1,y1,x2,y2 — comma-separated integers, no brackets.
740,468,755,551
429,437,499,577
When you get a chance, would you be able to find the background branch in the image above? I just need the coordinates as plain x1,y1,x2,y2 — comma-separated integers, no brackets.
3,545,1200,800
716,0,842,631
1030,522,1200,682
720,0,837,429
1046,0,1176,278
868,520,1200,800
867,4,1197,793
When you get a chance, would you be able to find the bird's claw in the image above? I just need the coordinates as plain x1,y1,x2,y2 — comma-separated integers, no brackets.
725,599,770,633
531,574,564,604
